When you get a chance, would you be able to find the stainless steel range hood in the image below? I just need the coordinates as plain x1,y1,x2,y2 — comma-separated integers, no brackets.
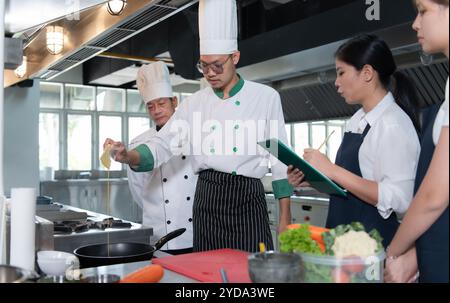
4,0,197,88
5,0,109,35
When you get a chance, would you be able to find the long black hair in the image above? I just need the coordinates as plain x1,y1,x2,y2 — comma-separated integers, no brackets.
335,34,421,132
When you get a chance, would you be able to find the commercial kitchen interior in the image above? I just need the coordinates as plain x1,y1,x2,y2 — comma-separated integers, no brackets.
0,0,448,283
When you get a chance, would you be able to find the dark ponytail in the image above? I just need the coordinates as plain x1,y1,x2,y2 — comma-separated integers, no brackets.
391,71,421,132
335,34,421,132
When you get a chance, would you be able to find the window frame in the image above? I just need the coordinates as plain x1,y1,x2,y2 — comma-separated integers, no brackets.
39,82,150,172
287,118,349,162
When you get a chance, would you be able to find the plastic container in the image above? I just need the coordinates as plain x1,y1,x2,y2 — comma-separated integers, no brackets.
297,251,386,283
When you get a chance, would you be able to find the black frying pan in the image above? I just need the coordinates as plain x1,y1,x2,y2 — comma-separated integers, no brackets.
74,228,186,268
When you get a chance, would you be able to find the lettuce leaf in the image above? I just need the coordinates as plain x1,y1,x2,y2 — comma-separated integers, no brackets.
279,224,323,255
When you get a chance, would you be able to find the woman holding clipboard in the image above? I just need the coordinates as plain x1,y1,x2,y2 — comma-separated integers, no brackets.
287,34,421,249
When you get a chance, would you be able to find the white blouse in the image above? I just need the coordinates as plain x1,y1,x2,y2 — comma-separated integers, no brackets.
433,79,449,145
345,92,421,219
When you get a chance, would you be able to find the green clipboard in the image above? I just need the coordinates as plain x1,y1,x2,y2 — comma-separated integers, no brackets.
258,139,347,197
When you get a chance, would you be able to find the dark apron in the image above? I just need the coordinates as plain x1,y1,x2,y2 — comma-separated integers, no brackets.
326,125,399,248
193,170,274,253
415,104,449,283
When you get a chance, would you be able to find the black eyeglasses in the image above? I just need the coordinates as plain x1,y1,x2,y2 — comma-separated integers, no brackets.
196,56,232,75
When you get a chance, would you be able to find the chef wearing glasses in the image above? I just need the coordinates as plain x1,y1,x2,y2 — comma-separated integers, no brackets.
104,0,293,253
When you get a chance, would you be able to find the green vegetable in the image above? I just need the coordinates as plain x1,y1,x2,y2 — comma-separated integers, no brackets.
368,229,384,252
302,263,332,283
279,224,323,255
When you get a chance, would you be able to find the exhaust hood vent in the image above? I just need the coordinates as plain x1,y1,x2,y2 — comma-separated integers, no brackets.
4,0,197,87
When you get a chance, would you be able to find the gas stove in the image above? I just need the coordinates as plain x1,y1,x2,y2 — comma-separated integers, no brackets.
35,204,153,255
53,218,132,235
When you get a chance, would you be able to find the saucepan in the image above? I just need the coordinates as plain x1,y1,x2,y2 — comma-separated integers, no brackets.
74,228,186,268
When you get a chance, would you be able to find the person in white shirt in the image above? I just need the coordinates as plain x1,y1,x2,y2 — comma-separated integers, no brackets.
125,62,198,255
385,0,449,283
288,34,421,249
104,0,292,253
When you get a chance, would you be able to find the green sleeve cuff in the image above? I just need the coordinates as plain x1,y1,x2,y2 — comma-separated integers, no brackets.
272,179,294,199
131,144,154,172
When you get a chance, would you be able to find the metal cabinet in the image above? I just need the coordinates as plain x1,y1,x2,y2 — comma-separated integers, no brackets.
290,197,329,227
266,194,329,251
40,179,142,223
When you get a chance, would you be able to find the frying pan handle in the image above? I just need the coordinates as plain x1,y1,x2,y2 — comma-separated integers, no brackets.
154,228,186,251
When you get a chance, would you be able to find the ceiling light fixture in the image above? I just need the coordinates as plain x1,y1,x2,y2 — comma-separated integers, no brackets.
107,0,127,16
46,26,64,55
14,56,28,78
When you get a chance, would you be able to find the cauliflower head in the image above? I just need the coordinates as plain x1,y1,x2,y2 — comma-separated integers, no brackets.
331,230,378,258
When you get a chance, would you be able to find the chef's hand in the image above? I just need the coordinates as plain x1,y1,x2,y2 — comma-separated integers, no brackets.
303,149,335,178
103,138,131,164
287,165,310,188
384,247,419,283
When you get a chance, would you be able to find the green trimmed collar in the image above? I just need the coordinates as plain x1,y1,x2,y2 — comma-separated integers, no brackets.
213,74,245,100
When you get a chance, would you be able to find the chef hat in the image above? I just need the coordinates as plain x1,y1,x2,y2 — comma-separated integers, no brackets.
199,0,238,55
136,61,173,104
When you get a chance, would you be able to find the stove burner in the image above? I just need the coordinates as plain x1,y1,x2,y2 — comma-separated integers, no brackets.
53,218,132,234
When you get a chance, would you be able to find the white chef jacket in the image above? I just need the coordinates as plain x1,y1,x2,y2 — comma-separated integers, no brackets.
127,128,198,250
345,92,421,219
132,77,293,199
433,79,449,145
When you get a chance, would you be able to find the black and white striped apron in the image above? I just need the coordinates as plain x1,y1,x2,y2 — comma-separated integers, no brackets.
193,170,274,253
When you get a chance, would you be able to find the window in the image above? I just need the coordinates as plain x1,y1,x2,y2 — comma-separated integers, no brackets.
97,88,124,112
99,116,122,171
291,119,348,163
39,82,156,172
40,83,62,109
127,90,146,113
294,123,309,156
67,114,92,170
66,85,95,110
285,125,292,146
129,117,150,143
39,113,59,170
328,125,343,163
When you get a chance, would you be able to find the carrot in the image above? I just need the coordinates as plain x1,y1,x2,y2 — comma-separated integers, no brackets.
287,224,301,230
119,264,164,283
308,225,329,253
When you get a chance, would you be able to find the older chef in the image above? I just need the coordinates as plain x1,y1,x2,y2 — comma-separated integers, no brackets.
105,0,293,253
126,62,198,255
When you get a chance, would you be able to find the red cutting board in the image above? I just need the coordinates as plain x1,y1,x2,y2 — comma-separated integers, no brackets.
153,249,252,283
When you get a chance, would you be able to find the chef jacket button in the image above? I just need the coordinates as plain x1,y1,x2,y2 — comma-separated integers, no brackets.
234,124,239,130
233,147,238,153
210,148,215,154
186,196,191,201
165,200,169,204
163,178,168,182
232,171,237,176
188,218,193,222
182,156,186,160
235,101,241,106
184,175,188,179
167,220,171,225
